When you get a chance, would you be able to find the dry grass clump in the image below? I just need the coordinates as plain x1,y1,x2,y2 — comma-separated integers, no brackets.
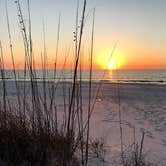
90,138,106,162
0,110,79,166
124,132,157,166
124,151,156,166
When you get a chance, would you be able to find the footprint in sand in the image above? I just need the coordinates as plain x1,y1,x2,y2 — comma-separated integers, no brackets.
145,131,154,139
155,125,166,132
161,139,166,146
140,128,154,139
137,120,145,125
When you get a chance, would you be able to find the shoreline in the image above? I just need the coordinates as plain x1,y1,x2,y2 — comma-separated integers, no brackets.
1,79,166,86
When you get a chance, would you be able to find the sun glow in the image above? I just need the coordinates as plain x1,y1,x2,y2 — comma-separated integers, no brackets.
108,60,116,70
95,49,125,70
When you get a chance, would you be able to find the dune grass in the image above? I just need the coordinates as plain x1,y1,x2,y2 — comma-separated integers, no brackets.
0,0,90,165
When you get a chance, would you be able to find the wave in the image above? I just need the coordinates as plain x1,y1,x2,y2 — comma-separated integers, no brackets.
0,78,166,85
1,69,166,85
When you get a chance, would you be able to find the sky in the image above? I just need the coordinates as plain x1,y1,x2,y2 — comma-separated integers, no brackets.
0,0,166,70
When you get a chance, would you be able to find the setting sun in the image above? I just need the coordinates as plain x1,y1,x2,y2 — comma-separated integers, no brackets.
108,60,116,70
95,49,125,70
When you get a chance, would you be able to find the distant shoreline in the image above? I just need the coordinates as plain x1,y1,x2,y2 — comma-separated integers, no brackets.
1,69,166,85
0,79,166,86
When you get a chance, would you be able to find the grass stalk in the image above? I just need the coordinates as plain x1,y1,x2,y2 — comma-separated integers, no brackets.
0,41,7,126
50,14,61,112
85,8,95,166
5,1,22,123
67,0,87,134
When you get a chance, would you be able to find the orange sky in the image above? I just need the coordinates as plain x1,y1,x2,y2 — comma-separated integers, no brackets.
1,0,166,70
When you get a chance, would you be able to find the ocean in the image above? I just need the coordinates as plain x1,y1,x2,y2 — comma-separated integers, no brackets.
1,69,166,84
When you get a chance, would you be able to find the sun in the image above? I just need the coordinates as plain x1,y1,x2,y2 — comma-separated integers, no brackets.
95,49,125,70
108,60,116,70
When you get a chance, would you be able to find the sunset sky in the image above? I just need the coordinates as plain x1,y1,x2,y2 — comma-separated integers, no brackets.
0,0,166,69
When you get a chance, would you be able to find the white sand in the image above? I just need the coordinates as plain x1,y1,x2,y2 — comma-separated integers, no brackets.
0,81,166,165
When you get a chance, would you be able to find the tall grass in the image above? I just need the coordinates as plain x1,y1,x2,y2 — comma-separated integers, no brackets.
0,0,97,165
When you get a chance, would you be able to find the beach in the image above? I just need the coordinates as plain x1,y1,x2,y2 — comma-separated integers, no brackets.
1,81,166,165
88,83,166,165
1,0,165,164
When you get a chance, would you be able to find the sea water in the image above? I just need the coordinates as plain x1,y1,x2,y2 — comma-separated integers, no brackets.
1,69,166,84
